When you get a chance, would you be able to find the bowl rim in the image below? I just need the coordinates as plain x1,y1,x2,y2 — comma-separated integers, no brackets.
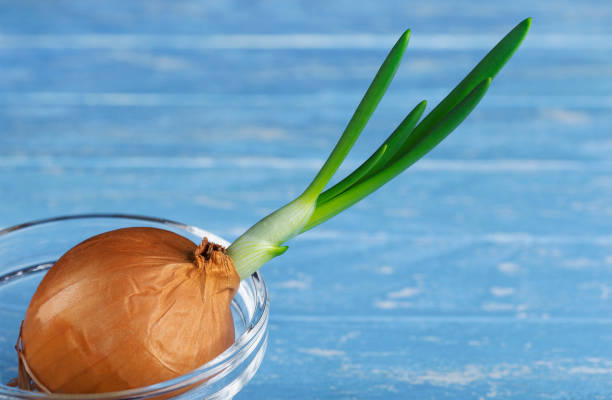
0,213,269,399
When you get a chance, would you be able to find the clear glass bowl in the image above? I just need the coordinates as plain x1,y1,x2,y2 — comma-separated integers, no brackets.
0,214,269,399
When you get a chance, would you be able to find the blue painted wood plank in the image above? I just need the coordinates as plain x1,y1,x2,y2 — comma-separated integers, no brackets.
242,317,612,399
0,0,608,35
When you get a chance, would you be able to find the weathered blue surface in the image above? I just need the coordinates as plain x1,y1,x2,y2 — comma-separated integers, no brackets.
1,1,612,398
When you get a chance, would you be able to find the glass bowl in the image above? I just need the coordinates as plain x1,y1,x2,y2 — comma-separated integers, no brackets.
0,214,269,399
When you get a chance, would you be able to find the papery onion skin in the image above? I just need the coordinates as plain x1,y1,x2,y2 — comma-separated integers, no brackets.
19,227,240,394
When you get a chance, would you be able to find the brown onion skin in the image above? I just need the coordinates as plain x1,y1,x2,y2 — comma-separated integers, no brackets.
20,227,240,394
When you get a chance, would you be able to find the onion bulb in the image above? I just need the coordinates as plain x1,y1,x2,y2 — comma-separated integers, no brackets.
13,19,530,394
18,227,239,393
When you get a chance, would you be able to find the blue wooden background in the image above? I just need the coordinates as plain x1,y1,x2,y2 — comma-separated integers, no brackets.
2,1,612,398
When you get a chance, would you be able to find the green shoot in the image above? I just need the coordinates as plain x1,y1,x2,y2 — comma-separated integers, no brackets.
227,19,531,279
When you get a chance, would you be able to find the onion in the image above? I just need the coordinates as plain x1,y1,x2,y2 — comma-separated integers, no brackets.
18,227,239,393
13,19,530,394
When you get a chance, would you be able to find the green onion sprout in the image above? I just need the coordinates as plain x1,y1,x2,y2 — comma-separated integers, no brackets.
228,18,531,279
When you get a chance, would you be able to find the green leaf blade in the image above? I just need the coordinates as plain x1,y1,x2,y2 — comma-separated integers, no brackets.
394,18,530,161
301,29,411,200
303,78,492,232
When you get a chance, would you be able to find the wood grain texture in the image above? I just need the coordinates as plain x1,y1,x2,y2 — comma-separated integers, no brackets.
1,1,611,398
